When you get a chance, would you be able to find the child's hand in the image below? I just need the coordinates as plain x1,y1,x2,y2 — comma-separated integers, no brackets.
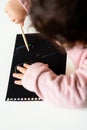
5,0,27,25
13,63,30,85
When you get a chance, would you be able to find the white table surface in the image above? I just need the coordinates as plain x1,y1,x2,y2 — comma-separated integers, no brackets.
0,1,87,130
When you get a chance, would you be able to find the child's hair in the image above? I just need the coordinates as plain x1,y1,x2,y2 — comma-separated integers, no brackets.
29,0,87,48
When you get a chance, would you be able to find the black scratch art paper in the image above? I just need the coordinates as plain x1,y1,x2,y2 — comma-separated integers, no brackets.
6,33,66,101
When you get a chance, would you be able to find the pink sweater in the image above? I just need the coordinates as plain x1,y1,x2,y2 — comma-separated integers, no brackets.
18,0,87,108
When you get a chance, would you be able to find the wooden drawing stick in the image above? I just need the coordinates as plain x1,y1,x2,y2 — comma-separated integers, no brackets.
20,25,29,52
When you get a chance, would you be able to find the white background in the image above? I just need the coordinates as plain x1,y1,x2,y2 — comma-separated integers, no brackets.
0,1,87,130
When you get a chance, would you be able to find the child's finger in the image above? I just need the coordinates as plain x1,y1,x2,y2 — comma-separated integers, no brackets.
14,19,20,24
13,73,23,79
45,64,49,67
14,18,24,24
23,63,30,69
17,66,26,73
10,17,15,22
14,80,22,85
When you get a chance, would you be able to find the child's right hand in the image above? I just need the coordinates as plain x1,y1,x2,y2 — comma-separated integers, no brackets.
5,0,28,25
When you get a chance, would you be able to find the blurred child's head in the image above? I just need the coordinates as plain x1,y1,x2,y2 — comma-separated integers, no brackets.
30,0,87,48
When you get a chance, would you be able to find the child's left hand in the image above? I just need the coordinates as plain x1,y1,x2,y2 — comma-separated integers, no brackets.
13,63,30,85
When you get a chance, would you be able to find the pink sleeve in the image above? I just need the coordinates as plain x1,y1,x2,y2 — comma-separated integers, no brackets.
17,0,30,13
22,56,87,108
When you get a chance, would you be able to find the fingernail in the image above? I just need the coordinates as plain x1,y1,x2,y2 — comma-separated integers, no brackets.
17,66,20,69
14,81,17,84
13,73,15,77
